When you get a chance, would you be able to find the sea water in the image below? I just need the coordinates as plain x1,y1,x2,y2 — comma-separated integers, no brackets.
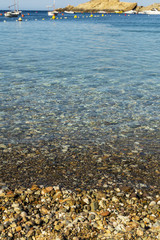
0,11,159,154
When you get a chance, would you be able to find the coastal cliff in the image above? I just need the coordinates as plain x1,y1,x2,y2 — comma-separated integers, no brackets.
58,0,137,12
138,3,160,11
75,0,137,12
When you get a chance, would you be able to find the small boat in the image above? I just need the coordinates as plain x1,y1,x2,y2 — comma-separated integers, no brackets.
4,0,21,17
4,11,19,17
64,11,75,14
115,10,123,14
97,11,106,14
48,10,58,16
144,8,160,15
47,0,58,16
138,11,146,14
124,10,137,14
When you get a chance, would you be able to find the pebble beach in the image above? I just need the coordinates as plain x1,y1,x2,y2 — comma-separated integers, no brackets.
0,182,160,239
0,140,160,239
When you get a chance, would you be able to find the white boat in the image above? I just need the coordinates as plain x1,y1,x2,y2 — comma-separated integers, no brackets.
4,0,21,17
124,10,137,14
47,0,58,16
64,11,75,14
97,11,106,14
4,11,19,17
144,8,160,15
138,11,146,14
48,10,58,16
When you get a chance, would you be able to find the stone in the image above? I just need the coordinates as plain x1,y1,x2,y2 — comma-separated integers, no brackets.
136,228,144,236
21,211,27,218
0,224,4,231
41,207,49,215
112,196,119,203
0,144,7,149
45,186,53,192
91,201,99,211
83,197,90,204
100,211,110,217
16,226,22,232
149,201,156,207
26,229,34,237
31,185,39,191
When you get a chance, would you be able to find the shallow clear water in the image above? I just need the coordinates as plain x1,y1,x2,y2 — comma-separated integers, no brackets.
0,11,160,152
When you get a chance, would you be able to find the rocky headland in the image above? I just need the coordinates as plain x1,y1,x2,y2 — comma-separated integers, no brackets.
57,0,160,13
57,0,137,13
138,3,160,11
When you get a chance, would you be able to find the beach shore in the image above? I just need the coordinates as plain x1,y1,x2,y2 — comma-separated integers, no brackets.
0,141,160,239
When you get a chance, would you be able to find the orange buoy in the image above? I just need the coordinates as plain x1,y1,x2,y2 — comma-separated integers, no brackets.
22,14,24,17
0,13,3,16
27,13,30,15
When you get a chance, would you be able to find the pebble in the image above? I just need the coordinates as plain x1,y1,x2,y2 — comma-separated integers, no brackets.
136,228,144,236
149,201,156,207
0,144,7,149
0,185,159,239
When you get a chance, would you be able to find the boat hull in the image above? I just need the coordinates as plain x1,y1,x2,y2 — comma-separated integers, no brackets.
145,10,160,15
48,11,58,16
4,12,19,17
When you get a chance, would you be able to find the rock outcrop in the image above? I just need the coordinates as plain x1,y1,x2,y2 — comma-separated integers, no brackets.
75,0,137,12
138,3,160,11
58,0,137,12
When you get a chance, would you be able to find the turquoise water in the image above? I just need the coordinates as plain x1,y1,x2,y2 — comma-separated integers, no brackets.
0,12,160,153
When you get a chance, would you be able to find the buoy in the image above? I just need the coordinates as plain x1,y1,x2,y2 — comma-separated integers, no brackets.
102,14,104,17
52,15,56,20
74,15,77,18
22,14,24,17
42,18,45,20
18,17,22,21
27,13,30,15
90,14,93,17
0,13,3,16
62,13,64,16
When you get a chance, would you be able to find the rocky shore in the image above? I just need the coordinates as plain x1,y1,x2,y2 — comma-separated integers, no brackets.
57,0,137,13
0,140,160,239
0,184,160,239
57,0,160,13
